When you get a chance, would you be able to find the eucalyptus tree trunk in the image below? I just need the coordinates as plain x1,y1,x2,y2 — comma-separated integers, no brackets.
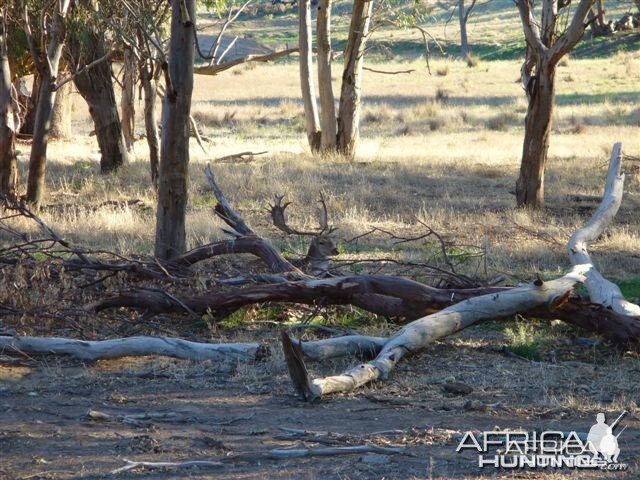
0,13,18,198
299,0,321,152
516,61,555,209
316,0,337,152
19,73,39,135
515,0,594,209
72,36,128,173
154,0,195,260
337,0,372,159
458,0,469,58
136,28,160,188
25,0,71,208
50,75,72,139
121,45,136,153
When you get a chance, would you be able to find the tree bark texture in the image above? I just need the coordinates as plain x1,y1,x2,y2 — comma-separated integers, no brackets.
19,73,39,135
72,37,128,173
284,267,588,400
337,0,372,159
154,0,196,259
459,0,469,58
516,62,554,208
0,335,263,364
0,13,18,197
316,0,337,152
137,29,160,188
121,45,136,153
515,0,594,209
299,0,321,152
567,143,640,316
25,1,71,208
49,73,72,139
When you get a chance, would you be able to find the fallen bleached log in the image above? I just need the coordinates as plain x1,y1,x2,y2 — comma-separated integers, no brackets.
0,335,265,364
283,266,588,401
567,142,640,317
298,335,388,361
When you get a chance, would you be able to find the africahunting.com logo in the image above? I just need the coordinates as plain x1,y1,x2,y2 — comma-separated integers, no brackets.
456,411,629,471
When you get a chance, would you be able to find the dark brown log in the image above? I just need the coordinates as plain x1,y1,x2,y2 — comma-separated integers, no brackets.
90,273,640,345
172,237,300,273
90,274,505,317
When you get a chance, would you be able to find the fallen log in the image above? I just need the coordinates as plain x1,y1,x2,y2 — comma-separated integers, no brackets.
567,142,640,317
172,237,299,273
0,335,266,364
282,267,589,401
90,275,505,317
281,143,640,400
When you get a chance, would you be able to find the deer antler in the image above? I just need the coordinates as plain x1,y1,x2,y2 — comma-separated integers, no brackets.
317,192,336,234
269,193,337,237
269,195,317,236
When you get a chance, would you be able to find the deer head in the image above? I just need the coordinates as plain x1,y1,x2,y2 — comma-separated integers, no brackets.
268,193,338,272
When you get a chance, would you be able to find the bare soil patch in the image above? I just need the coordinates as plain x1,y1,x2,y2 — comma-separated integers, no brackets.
1,325,638,479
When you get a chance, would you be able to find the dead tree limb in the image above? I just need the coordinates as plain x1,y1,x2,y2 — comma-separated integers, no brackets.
194,48,299,76
203,163,254,235
282,267,588,401
172,238,299,273
0,335,265,364
567,142,640,316
90,275,506,317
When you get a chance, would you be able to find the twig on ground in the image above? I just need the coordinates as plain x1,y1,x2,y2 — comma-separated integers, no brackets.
110,459,223,475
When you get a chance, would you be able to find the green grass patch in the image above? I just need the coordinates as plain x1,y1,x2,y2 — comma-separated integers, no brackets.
504,321,551,361
616,277,640,300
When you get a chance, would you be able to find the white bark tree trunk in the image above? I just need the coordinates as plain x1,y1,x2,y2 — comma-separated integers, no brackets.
299,0,321,152
50,73,72,139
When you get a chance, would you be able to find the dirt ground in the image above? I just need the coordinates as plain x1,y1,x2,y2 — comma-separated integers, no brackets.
1,325,638,480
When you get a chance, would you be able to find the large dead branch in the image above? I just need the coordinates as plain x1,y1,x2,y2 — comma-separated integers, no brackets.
191,164,304,275
204,163,255,236
194,48,299,76
280,143,640,400
89,275,506,318
283,267,588,401
0,335,265,364
567,142,640,316
173,238,299,273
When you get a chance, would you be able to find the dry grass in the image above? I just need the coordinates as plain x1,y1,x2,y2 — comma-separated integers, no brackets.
6,54,640,286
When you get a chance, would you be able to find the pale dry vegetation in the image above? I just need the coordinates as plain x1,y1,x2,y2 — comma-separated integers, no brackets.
14,53,639,285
